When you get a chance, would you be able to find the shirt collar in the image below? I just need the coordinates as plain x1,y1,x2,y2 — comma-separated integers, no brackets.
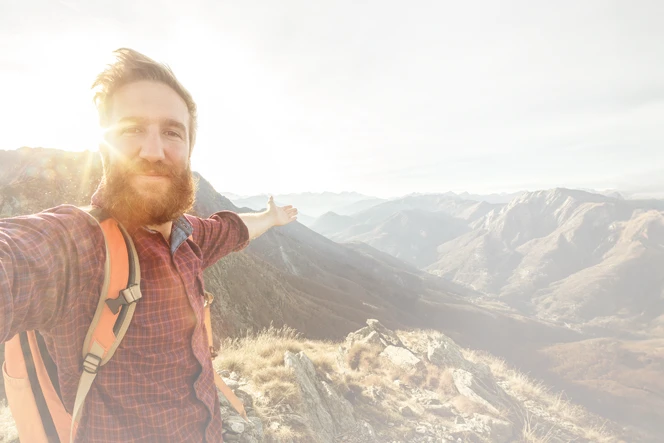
169,216,193,254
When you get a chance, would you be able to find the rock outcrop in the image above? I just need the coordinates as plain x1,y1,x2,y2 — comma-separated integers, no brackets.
284,351,357,443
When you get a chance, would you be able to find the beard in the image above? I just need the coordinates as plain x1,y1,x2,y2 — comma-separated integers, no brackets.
98,156,197,229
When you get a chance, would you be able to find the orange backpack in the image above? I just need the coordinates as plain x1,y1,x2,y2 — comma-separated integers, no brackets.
2,209,246,443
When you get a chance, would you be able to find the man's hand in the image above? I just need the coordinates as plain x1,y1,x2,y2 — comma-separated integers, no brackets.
238,196,298,240
267,196,298,227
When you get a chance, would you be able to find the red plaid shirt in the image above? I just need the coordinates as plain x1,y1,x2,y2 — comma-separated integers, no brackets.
0,194,249,442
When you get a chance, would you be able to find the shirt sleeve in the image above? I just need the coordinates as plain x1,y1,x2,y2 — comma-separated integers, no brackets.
0,207,105,342
186,211,250,269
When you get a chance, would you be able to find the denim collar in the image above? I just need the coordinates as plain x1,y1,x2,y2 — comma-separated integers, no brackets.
169,216,193,254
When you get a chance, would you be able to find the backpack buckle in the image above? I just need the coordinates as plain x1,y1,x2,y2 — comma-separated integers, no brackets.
106,284,143,315
82,353,102,374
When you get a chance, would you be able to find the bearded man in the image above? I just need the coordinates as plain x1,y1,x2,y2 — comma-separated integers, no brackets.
0,48,297,442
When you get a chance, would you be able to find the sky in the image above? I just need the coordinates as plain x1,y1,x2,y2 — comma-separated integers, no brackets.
1,0,662,198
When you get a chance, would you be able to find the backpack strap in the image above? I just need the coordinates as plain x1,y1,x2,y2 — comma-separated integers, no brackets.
70,209,142,442
18,331,59,442
204,291,248,421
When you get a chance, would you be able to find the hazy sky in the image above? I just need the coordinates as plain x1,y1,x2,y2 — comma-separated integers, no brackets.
1,0,662,198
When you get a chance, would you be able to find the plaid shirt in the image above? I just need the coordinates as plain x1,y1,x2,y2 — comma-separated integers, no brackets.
0,193,250,442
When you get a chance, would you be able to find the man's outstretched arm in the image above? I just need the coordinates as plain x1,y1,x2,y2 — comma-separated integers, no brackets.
238,196,298,240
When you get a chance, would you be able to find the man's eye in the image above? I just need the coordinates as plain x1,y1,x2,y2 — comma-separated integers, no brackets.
165,130,183,139
121,126,142,135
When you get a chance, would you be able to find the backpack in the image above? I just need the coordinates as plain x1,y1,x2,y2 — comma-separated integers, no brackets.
2,208,247,443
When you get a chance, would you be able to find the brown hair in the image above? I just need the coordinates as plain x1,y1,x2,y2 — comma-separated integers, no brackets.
92,48,198,150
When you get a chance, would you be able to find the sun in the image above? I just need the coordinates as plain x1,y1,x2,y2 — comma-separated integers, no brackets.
1,40,121,153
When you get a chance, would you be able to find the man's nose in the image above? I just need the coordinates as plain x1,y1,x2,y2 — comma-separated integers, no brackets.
138,127,166,163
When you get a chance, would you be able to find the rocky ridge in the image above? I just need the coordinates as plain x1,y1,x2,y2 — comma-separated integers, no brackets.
213,320,621,443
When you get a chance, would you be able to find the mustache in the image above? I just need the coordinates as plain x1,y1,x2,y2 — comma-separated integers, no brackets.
125,160,182,178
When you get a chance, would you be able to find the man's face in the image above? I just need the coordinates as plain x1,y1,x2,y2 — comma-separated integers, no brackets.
99,80,196,227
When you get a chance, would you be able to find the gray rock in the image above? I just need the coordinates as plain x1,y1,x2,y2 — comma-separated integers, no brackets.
452,366,518,416
224,416,246,434
244,417,265,443
380,345,422,369
362,330,386,348
366,319,403,347
285,351,357,443
424,404,455,417
357,420,376,440
426,334,469,369
465,414,514,443
222,377,241,390
234,389,254,409
345,327,387,351
399,405,416,417
419,397,441,406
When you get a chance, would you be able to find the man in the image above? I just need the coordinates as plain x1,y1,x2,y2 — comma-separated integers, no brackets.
0,48,297,442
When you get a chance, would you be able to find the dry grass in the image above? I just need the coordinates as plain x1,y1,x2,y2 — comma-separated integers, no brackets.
449,394,492,417
346,342,383,371
0,401,18,443
214,324,345,441
215,325,308,439
462,349,619,442
520,410,556,443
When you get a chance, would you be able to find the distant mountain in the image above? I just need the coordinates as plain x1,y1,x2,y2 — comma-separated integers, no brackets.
309,194,501,269
456,191,525,204
351,194,502,224
332,209,469,268
333,197,388,215
230,191,375,217
309,211,356,236
403,191,524,205
428,188,664,335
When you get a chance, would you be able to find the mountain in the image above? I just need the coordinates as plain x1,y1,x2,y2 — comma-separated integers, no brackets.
332,209,469,268
428,188,664,335
230,192,375,218
403,191,524,205
333,197,387,215
0,148,662,439
456,191,525,204
309,194,500,269
350,194,502,224
309,211,356,236
0,148,578,351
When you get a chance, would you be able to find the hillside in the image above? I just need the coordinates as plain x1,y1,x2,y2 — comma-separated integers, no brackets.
1,321,629,443
428,188,664,335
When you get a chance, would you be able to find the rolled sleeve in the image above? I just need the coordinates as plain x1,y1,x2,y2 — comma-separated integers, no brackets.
0,206,105,342
186,211,250,269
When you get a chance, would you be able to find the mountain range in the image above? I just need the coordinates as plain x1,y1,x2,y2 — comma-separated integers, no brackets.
0,147,662,440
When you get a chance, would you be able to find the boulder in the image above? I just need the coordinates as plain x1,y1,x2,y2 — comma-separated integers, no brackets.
452,366,516,416
426,333,469,369
366,319,403,347
380,345,422,370
285,351,357,443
